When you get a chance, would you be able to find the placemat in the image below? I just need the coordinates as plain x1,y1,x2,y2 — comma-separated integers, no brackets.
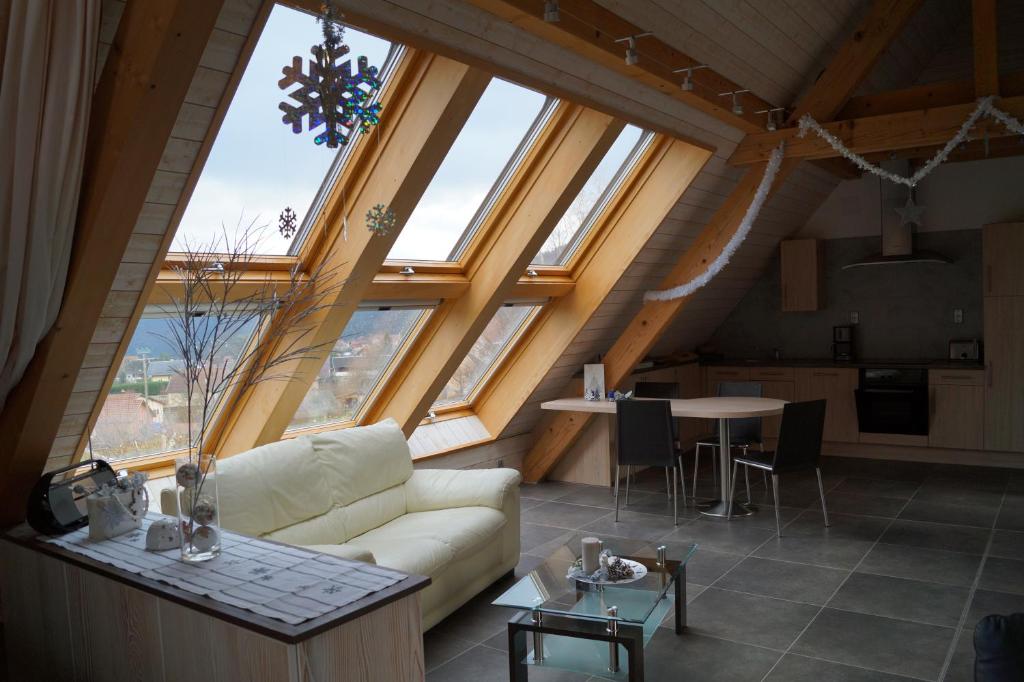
45,513,406,625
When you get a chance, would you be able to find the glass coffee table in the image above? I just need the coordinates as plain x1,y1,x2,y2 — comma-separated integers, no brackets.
493,540,697,681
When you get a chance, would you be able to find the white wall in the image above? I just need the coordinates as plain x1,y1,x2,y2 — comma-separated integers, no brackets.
800,155,1024,239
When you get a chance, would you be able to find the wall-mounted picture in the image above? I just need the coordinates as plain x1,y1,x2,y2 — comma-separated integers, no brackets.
583,364,605,401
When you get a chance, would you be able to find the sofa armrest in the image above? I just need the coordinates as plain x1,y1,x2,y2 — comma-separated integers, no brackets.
405,468,522,513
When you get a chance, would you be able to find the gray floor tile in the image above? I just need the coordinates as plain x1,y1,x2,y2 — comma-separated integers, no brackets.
995,500,1024,532
617,491,703,519
661,518,777,555
521,522,574,554
522,502,612,531
879,520,991,555
822,492,909,518
783,510,891,543
665,544,744,586
898,499,999,529
714,556,849,605
857,543,982,587
977,556,1024,595
833,477,921,499
765,654,919,681
686,587,819,650
753,534,875,570
580,509,688,542
965,590,1024,629
642,629,781,682
426,643,591,682
989,529,1024,560
828,572,971,628
432,592,518,645
554,484,628,509
941,628,974,682
424,629,476,673
913,484,1005,510
792,608,956,680
520,482,586,502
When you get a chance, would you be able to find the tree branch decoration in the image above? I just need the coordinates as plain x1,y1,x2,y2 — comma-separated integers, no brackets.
278,1,383,148
365,203,396,236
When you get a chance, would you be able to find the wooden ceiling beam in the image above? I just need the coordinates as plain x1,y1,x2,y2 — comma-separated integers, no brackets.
730,95,1024,165
0,0,224,525
363,105,624,434
838,71,1024,119
476,136,712,440
211,53,490,456
973,0,999,97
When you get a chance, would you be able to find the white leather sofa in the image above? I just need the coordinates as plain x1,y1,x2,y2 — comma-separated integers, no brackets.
162,418,521,629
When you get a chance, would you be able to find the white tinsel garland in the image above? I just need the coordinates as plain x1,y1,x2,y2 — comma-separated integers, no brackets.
797,96,1024,188
644,142,786,303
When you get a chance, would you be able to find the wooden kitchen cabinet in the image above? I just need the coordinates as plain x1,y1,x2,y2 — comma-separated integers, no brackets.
984,223,1024,296
705,366,749,394
794,367,859,442
780,239,825,311
929,370,984,450
984,295,1024,451
757,379,795,439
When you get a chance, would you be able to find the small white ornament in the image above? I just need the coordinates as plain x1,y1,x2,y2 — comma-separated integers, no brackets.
191,498,217,526
894,196,925,227
145,518,181,551
191,525,219,552
176,462,201,488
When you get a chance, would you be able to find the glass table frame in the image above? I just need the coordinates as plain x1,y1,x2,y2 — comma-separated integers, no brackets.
493,541,697,681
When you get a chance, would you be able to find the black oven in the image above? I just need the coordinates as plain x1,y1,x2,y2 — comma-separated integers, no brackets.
855,368,929,436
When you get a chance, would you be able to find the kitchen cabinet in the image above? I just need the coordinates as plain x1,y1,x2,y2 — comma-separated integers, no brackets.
984,296,1024,451
794,367,859,442
705,366,749,394
929,370,984,450
780,239,825,311
984,222,1024,296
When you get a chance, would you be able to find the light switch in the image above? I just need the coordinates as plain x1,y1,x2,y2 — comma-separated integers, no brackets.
850,311,859,324
954,309,963,324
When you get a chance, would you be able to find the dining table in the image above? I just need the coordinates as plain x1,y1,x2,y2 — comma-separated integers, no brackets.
540,396,788,518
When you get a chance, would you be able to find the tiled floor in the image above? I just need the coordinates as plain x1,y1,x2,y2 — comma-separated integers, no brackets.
424,456,1024,682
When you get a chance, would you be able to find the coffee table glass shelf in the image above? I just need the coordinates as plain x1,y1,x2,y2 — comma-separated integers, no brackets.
493,540,697,681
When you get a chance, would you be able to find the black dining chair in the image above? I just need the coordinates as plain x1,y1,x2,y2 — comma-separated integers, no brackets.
694,381,765,498
615,399,686,525
729,399,829,536
634,382,682,494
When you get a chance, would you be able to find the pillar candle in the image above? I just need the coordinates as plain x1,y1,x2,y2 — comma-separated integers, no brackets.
582,537,602,574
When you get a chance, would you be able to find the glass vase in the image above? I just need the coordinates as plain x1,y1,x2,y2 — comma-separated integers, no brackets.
175,454,221,563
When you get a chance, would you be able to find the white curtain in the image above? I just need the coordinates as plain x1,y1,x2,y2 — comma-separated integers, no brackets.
0,0,100,409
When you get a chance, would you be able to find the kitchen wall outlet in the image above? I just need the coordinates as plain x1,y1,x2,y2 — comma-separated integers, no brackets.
954,308,963,324
850,311,859,324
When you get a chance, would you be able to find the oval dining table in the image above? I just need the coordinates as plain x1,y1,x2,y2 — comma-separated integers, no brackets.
540,396,788,518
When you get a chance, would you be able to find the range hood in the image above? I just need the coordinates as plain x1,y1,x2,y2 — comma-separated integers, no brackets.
842,168,951,269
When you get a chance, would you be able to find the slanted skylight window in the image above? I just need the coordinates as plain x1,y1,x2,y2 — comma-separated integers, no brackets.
288,305,429,431
533,125,652,265
173,4,398,255
88,313,257,462
432,303,540,407
387,79,555,261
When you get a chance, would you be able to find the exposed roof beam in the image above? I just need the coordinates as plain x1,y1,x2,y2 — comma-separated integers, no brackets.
364,105,624,434
973,0,999,97
211,53,490,455
0,0,224,525
730,95,1024,165
476,136,712,439
839,71,1024,119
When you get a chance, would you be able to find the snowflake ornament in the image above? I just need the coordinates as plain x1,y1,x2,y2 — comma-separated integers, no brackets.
278,8,383,149
278,206,298,239
365,203,396,236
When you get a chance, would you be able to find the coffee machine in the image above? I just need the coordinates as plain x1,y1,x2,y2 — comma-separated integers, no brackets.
833,325,855,362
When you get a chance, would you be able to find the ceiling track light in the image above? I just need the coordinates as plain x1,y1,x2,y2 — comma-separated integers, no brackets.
672,64,708,92
719,89,750,116
543,0,559,22
755,107,785,132
614,32,652,66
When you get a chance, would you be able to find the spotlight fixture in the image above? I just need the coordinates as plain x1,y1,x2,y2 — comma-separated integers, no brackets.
671,64,708,92
755,107,785,132
614,32,652,66
399,265,415,275
719,89,750,116
543,0,559,22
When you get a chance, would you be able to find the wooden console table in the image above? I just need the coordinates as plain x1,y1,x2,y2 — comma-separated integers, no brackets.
1,525,430,681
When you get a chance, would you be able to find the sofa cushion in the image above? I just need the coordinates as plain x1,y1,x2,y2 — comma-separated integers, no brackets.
304,544,377,564
217,436,331,537
405,468,522,513
309,418,414,507
346,506,506,577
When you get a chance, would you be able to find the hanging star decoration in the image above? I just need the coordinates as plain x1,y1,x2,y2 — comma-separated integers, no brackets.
366,203,396,236
278,206,298,239
278,2,383,148
895,194,925,228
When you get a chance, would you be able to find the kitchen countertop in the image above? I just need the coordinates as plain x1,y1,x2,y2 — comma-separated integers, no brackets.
702,358,985,370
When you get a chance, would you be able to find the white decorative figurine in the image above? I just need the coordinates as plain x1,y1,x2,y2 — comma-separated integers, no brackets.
145,517,181,551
